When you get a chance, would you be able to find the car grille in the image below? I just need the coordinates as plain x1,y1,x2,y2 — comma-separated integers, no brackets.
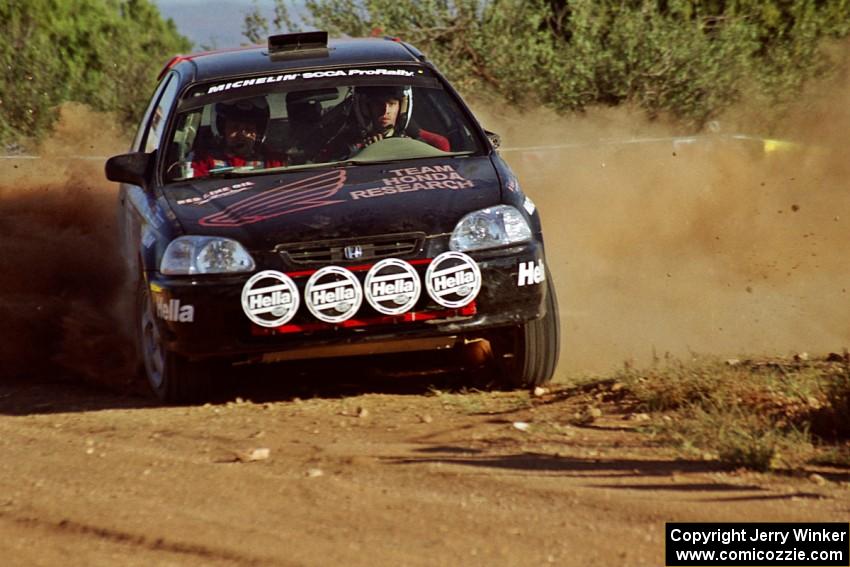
276,232,425,265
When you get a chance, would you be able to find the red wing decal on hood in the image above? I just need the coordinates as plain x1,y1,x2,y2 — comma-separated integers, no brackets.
198,170,346,227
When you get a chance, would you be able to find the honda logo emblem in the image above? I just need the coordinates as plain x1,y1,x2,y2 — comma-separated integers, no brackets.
343,245,363,260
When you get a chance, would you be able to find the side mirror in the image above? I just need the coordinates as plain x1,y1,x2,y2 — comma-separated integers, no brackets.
484,130,501,150
105,152,153,187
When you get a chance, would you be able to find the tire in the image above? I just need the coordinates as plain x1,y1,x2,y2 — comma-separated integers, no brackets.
137,279,212,403
491,272,560,389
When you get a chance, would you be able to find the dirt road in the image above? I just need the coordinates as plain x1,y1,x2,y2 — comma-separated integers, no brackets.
0,370,845,567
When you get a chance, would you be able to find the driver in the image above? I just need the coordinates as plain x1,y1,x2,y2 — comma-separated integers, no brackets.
321,85,450,160
190,97,285,178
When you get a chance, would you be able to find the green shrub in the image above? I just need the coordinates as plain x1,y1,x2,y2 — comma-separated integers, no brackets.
0,0,191,146
252,0,850,128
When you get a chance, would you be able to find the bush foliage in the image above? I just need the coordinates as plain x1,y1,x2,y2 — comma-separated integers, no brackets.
0,0,190,146
3,1,847,145
254,0,850,127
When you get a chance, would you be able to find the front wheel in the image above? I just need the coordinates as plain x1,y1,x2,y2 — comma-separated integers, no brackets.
137,279,212,403
490,274,560,388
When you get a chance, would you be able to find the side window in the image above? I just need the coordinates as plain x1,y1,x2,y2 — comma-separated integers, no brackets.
413,88,476,152
132,74,174,152
143,77,180,154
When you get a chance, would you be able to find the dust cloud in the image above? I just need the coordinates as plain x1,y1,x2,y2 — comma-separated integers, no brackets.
476,60,850,376
0,103,134,385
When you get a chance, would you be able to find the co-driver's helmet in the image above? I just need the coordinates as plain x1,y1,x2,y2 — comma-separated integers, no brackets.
353,85,412,135
214,97,271,141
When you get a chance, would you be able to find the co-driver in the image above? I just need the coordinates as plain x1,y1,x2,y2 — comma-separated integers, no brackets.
190,97,285,178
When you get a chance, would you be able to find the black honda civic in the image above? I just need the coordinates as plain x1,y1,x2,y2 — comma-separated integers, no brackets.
106,32,559,402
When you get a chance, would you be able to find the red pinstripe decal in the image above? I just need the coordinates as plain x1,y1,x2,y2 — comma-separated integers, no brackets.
199,170,346,227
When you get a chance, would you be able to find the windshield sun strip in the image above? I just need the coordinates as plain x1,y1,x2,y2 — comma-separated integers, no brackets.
178,75,440,113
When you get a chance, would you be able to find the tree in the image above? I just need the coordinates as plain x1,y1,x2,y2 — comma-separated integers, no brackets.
250,0,850,127
243,0,299,44
243,0,270,44
0,0,191,146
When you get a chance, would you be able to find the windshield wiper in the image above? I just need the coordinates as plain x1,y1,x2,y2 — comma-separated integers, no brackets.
342,151,476,167
170,151,477,182
178,162,335,180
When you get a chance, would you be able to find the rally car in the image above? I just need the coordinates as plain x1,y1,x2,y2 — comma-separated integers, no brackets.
106,32,559,402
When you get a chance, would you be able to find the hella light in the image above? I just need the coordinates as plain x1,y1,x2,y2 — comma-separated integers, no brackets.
449,205,532,252
160,236,255,275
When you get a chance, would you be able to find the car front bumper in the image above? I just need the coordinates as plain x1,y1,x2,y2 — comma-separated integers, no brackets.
146,241,551,363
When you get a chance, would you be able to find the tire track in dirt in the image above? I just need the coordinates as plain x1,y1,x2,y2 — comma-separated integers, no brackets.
0,512,271,567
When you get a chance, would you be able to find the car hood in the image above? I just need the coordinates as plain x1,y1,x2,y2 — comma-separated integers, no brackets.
162,156,500,249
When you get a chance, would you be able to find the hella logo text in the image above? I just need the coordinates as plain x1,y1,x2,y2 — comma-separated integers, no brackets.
156,298,195,323
517,260,545,286
433,270,475,293
371,278,415,298
312,286,356,306
248,290,293,309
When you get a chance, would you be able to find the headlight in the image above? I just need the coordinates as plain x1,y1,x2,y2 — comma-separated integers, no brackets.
160,236,255,275
449,205,532,252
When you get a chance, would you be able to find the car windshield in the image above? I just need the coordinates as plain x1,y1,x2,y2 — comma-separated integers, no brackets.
162,65,484,183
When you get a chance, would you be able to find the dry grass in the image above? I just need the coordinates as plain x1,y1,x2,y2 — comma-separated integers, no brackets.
431,387,533,415
614,355,849,471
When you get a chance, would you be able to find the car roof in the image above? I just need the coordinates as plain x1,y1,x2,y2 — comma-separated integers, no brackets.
167,37,425,84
